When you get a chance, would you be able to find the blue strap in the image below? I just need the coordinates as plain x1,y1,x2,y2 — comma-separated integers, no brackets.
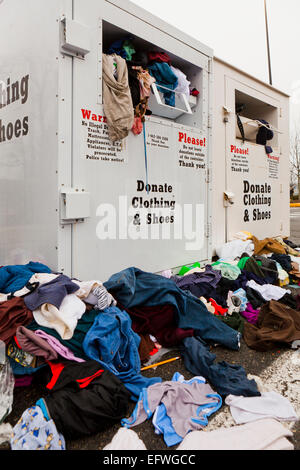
143,122,149,194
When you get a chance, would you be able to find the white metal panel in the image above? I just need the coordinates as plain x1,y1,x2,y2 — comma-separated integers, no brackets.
71,0,211,280
57,0,76,277
224,76,289,242
0,0,66,269
211,59,290,252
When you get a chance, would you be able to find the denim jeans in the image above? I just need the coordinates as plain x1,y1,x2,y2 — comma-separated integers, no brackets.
83,305,161,400
104,267,240,351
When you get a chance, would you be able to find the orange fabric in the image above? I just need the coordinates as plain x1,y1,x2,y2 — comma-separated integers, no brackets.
252,236,286,256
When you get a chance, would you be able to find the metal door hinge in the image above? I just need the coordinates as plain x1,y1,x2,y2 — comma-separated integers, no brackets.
208,114,213,128
208,59,213,74
60,16,91,59
206,168,211,184
205,223,212,238
60,188,91,224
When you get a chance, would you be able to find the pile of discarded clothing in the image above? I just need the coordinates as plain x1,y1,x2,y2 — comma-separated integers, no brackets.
0,231,299,450
102,36,199,141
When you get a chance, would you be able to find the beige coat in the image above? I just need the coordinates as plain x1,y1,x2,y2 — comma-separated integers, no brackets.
102,53,134,142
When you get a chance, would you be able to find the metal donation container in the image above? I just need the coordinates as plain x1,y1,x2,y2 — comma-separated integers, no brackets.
0,0,290,279
0,0,213,280
211,57,290,252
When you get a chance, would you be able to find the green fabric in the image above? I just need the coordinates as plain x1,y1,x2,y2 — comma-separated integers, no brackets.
244,257,265,278
237,257,249,270
217,311,244,334
178,262,201,276
123,41,136,61
26,309,101,360
211,262,241,280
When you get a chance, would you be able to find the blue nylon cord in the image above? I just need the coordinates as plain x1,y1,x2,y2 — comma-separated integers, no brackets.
143,121,149,194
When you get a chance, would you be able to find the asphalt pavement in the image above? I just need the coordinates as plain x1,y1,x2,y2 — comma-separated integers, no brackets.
1,208,300,453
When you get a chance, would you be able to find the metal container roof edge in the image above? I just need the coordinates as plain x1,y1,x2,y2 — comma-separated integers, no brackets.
105,0,214,59
106,0,290,98
213,56,290,98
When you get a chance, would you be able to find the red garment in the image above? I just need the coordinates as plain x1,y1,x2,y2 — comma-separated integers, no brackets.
190,88,200,96
121,303,194,347
0,297,33,345
149,347,159,356
147,51,171,65
132,116,143,135
209,298,228,316
46,360,104,391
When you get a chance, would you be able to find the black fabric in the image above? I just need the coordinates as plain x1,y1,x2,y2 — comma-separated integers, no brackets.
180,336,260,398
128,52,148,68
256,119,274,154
236,114,245,142
270,253,293,273
126,63,141,108
215,271,271,306
246,286,267,309
285,239,299,249
44,361,131,439
243,257,265,279
278,292,298,310
45,359,105,391
256,119,274,145
253,255,279,284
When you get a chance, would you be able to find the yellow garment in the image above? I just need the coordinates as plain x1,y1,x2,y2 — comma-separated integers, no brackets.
233,231,253,241
274,237,300,257
279,277,290,287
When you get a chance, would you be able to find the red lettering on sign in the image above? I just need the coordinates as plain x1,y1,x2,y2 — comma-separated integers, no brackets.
81,108,106,123
230,145,249,155
178,132,206,147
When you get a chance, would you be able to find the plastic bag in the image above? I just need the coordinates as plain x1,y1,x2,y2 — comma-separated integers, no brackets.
0,341,15,424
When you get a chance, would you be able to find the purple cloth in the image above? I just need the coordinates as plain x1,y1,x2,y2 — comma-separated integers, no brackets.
16,325,58,361
35,330,85,363
14,375,33,387
24,274,80,310
173,265,222,290
240,303,260,325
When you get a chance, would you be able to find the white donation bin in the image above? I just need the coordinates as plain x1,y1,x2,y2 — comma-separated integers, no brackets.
211,57,290,252
0,0,213,280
